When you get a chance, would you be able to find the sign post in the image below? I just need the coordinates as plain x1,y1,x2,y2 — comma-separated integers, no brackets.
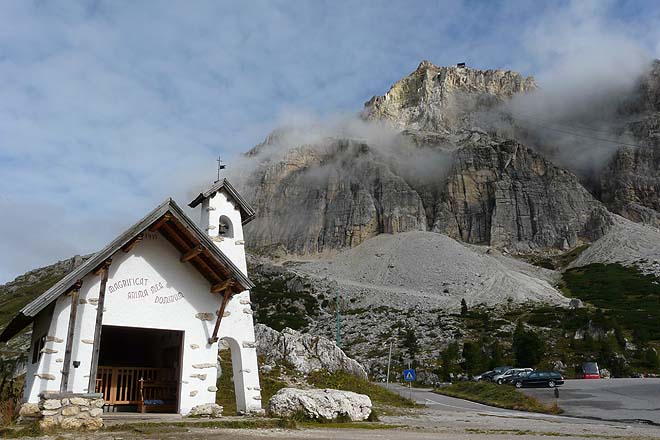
403,367,416,400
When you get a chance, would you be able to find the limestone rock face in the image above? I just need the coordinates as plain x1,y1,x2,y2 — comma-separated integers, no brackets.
267,388,372,421
597,61,660,226
255,324,367,379
244,139,427,255
434,138,613,251
362,60,537,133
243,132,611,254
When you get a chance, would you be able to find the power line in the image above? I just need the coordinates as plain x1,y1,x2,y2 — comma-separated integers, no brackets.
509,116,646,149
511,112,619,136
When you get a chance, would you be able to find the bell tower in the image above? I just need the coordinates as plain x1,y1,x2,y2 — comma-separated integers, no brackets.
188,178,261,414
188,179,255,274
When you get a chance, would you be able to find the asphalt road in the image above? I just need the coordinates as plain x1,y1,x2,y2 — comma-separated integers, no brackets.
385,383,563,419
521,378,660,424
387,378,660,425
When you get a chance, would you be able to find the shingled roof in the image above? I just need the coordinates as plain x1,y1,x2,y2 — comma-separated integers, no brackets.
188,179,256,225
0,198,254,342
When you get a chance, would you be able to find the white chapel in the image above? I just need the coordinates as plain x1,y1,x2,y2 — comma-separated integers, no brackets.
0,179,262,415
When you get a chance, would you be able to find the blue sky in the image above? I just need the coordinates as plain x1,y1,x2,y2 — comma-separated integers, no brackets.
1,0,659,282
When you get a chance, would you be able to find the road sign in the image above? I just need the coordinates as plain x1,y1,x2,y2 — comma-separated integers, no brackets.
403,369,416,382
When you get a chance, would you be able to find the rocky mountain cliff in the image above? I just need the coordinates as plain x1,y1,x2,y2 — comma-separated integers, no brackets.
243,61,615,256
598,61,660,227
362,61,537,133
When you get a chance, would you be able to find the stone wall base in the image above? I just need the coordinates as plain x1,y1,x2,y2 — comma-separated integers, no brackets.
36,392,104,430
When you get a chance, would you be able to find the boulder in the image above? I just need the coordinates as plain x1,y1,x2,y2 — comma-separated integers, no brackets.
568,298,584,309
255,324,367,379
188,403,223,418
267,388,372,421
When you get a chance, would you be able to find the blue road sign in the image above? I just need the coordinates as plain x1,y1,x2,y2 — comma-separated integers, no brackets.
403,369,416,382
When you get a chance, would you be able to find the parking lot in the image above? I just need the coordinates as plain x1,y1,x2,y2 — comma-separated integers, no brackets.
521,378,660,424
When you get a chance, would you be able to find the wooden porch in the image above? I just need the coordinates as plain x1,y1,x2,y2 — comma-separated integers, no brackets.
96,366,179,413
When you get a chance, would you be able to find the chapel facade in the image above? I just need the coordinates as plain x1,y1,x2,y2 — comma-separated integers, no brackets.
0,179,262,415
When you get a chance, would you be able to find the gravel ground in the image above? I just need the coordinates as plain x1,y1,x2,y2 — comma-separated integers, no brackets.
299,231,567,310
570,215,660,276
28,410,660,440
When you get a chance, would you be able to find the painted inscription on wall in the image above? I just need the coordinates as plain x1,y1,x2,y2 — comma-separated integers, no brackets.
108,277,184,304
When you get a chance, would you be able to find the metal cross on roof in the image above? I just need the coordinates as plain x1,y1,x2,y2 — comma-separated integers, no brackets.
216,156,226,182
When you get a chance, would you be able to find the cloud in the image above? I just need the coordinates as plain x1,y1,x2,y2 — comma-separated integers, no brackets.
0,0,658,282
494,0,657,175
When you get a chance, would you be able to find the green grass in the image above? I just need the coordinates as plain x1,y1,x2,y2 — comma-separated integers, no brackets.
215,352,238,415
306,370,418,413
525,244,590,270
562,263,660,341
0,272,67,329
0,422,43,439
434,382,562,414
104,418,297,433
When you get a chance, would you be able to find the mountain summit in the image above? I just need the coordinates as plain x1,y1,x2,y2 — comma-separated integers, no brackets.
362,61,536,133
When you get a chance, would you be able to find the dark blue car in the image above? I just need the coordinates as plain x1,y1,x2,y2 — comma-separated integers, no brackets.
512,371,564,388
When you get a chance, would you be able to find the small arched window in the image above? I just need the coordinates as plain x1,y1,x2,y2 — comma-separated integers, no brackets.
218,215,234,239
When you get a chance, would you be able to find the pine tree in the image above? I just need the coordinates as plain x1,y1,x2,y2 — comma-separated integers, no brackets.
460,298,469,316
512,321,545,367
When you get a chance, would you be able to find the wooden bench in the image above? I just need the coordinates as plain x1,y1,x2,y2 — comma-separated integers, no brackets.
137,379,178,413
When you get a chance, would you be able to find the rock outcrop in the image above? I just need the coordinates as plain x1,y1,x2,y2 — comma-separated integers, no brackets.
243,130,612,254
255,324,367,379
434,137,612,251
597,60,660,227
267,388,372,421
243,139,427,256
363,61,537,133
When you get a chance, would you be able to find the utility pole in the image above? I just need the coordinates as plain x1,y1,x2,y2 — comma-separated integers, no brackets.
335,286,341,348
386,340,393,388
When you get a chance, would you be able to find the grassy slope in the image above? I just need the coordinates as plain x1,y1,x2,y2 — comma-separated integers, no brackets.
435,382,561,414
0,272,67,329
562,263,660,341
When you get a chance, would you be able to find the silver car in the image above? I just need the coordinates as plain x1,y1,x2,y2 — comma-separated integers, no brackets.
493,368,533,385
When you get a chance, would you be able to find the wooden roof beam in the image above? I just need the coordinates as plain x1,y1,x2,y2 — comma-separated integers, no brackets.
121,233,144,253
211,279,234,294
181,245,204,263
149,214,172,232
92,259,112,276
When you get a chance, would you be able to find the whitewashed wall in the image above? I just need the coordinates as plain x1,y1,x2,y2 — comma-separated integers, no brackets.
24,199,262,414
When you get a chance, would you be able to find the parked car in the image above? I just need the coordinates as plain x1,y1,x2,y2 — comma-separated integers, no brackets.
474,370,498,381
576,362,600,379
494,368,533,385
512,371,564,388
493,366,512,375
501,369,533,385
